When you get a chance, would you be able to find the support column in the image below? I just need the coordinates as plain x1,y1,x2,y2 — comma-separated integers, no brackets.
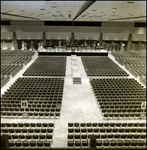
126,33,132,51
13,32,18,50
71,32,74,44
139,42,142,51
31,41,34,50
99,33,103,43
43,32,46,46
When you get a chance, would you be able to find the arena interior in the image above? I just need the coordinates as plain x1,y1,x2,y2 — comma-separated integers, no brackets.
1,1,146,149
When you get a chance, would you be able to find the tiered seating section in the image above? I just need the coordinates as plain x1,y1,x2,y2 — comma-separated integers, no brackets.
111,51,146,85
23,56,66,76
1,50,35,88
90,78,146,120
81,56,128,76
67,122,146,148
1,123,54,148
1,77,64,119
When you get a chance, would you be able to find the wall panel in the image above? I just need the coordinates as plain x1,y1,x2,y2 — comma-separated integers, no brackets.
1,32,13,40
1,25,146,34
16,32,43,40
75,32,100,40
132,34,146,41
103,33,129,41
11,21,44,26
102,22,134,27
101,27,135,33
46,32,71,39
72,27,101,32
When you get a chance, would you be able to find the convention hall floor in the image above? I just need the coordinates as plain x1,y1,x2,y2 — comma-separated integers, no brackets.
1,51,146,148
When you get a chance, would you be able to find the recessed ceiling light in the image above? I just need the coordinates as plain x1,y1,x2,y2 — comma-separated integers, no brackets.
51,6,56,8
112,8,117,9
40,9,45,10
112,12,116,13
21,10,25,12
92,10,96,11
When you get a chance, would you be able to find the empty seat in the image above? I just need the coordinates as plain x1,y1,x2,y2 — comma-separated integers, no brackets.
131,140,138,146
138,140,145,146
124,140,131,146
110,140,117,146
117,140,124,146
44,141,51,147
74,122,79,127
9,141,15,147
30,141,36,147
15,141,22,147
68,123,73,127
68,141,74,147
37,141,43,147
22,141,29,147
33,134,38,139
82,140,88,147
75,141,81,147
96,140,102,146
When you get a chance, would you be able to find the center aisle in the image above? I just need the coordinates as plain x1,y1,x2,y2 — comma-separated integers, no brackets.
52,56,102,148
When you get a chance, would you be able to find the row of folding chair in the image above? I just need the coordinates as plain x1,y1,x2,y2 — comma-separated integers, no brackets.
23,56,66,76
68,122,146,128
1,112,60,118
1,122,54,127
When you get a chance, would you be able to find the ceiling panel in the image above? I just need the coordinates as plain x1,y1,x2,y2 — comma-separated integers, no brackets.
1,1,146,22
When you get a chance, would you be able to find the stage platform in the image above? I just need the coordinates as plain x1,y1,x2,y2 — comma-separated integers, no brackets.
38,50,108,56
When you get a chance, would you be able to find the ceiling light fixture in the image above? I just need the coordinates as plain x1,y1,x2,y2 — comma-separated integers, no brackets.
112,8,117,9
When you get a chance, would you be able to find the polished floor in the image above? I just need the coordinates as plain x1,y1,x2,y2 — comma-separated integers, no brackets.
1,51,146,148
